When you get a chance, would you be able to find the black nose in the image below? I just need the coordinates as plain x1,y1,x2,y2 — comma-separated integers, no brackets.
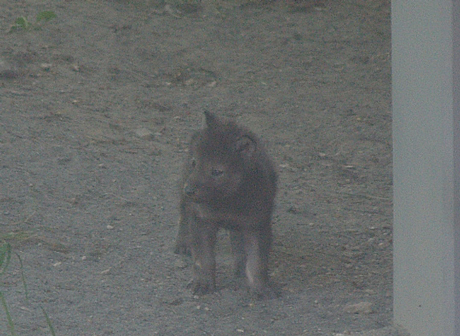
184,183,195,196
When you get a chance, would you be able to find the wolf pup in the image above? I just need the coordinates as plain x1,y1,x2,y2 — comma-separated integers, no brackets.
175,111,277,298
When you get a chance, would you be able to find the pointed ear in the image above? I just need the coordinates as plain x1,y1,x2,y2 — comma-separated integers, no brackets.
203,110,219,129
235,135,256,156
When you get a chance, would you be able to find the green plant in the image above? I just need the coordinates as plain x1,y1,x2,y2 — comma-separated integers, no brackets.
0,242,55,335
0,243,16,336
9,10,57,33
0,243,12,276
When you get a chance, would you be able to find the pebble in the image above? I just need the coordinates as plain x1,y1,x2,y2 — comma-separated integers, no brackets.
343,301,373,314
40,63,52,71
174,259,187,269
135,127,154,139
0,58,19,78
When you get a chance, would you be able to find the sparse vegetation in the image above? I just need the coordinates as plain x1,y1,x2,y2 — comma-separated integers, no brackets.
0,242,55,335
8,11,57,33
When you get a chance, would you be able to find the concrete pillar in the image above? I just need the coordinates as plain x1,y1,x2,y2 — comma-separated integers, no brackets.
392,1,460,335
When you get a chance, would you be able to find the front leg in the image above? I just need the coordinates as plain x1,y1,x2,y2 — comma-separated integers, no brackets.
244,227,276,299
175,199,191,255
174,214,190,255
230,230,246,278
190,218,218,295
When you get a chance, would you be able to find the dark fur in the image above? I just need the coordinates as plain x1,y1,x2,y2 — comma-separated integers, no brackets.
175,111,277,298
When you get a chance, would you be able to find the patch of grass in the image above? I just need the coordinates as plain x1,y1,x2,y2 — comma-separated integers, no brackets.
0,231,31,244
0,243,16,336
41,306,56,336
0,291,16,336
0,242,56,335
8,10,57,33
16,254,28,301
0,243,12,276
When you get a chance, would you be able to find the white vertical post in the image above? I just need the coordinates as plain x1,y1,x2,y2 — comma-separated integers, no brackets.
392,1,460,335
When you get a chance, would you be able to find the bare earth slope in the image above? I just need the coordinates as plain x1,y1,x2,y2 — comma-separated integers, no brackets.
0,0,396,335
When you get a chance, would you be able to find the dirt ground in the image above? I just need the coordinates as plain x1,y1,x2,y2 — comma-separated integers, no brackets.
0,0,397,335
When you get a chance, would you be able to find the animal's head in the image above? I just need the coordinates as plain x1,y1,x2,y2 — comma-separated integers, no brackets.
183,112,258,203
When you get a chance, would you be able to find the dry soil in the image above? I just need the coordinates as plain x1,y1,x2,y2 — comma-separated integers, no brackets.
0,0,398,335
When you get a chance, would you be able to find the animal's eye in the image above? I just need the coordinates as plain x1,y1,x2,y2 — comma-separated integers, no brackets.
211,168,224,177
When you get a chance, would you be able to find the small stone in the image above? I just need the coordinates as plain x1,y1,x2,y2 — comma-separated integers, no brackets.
40,63,52,71
135,127,153,139
174,259,187,269
184,78,195,86
287,205,299,214
343,301,373,314
0,58,19,78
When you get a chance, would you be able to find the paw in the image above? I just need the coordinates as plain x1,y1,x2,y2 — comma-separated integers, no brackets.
188,278,216,296
250,286,278,300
